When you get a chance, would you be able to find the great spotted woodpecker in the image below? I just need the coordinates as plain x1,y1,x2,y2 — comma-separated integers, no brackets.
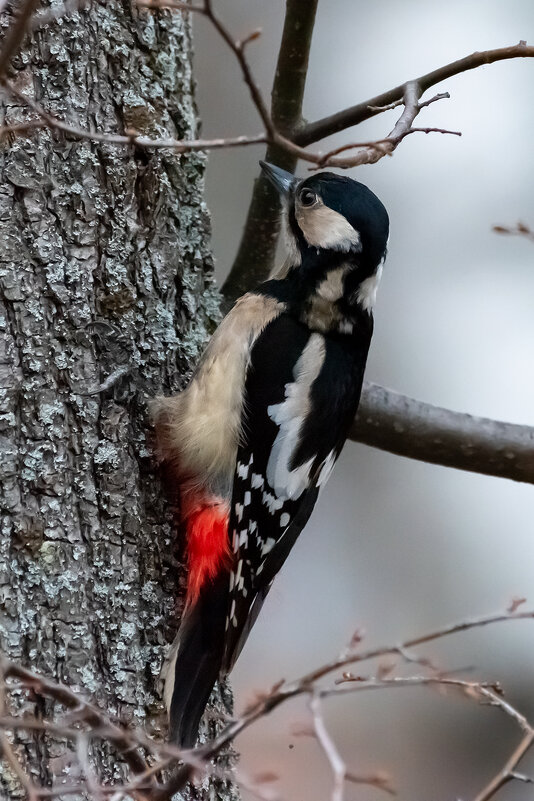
152,161,389,747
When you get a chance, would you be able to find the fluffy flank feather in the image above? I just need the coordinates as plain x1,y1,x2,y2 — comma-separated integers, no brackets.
150,293,283,488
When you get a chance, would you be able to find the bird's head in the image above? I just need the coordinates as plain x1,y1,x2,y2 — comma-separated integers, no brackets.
260,162,389,312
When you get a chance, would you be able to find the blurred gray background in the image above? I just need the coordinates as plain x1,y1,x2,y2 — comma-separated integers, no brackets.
193,2,534,798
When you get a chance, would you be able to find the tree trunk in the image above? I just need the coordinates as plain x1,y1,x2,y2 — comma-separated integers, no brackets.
0,2,234,796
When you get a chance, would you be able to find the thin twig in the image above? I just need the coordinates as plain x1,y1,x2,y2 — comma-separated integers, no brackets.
367,98,404,113
0,118,48,138
140,0,273,134
108,758,174,801
493,222,534,242
345,770,396,796
308,694,396,799
137,0,207,12
365,92,447,115
473,727,534,801
314,125,461,168
310,692,346,801
418,91,451,109
202,0,273,136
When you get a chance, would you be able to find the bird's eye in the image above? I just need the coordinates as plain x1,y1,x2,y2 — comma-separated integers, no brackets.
299,189,317,207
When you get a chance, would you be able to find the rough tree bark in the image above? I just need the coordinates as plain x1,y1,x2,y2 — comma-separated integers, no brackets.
0,2,235,797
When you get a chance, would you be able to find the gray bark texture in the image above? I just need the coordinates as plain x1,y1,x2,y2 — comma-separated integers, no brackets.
0,2,236,798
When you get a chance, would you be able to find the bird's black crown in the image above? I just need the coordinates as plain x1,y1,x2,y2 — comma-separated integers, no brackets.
296,172,389,267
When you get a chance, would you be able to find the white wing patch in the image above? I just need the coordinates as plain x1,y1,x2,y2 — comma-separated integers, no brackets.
355,264,383,312
262,490,284,514
266,333,325,500
251,472,264,489
237,459,251,479
317,450,336,487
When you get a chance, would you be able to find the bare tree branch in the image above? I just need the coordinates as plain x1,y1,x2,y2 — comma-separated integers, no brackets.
197,609,534,760
352,382,534,484
222,0,319,302
2,609,534,801
226,40,534,292
296,42,534,146
1,658,150,780
138,0,272,134
329,676,534,801
1,79,268,149
244,83,457,171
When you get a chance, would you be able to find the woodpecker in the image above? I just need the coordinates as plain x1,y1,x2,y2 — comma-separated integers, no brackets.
152,162,389,747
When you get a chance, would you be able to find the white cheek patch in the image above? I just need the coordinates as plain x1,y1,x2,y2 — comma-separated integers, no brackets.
267,333,325,500
355,264,383,312
296,203,361,252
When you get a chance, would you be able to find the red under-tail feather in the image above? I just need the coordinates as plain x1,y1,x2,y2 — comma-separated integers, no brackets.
184,501,231,604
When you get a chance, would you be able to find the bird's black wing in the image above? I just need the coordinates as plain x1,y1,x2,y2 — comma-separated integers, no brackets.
221,312,371,672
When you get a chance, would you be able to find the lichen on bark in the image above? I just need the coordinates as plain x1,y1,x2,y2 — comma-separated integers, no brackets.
0,2,236,797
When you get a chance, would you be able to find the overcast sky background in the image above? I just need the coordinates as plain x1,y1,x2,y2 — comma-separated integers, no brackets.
192,3,534,799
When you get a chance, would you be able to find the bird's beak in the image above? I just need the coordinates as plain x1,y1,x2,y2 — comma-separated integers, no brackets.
259,161,297,196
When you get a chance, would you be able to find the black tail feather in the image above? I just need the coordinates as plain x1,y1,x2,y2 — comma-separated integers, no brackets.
166,573,228,748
